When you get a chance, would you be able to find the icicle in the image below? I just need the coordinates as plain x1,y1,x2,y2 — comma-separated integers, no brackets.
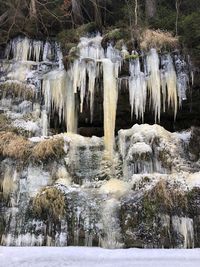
106,44,121,62
9,37,31,61
43,70,66,130
43,69,77,134
79,61,87,113
71,60,80,93
33,41,43,62
163,54,178,119
55,42,64,69
161,68,167,113
172,216,194,248
78,35,104,60
65,72,77,133
43,79,51,113
87,61,97,123
43,41,51,61
146,49,161,122
103,59,118,158
174,54,189,104
129,54,147,121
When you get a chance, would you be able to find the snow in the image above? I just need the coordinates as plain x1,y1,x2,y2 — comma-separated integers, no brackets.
0,247,200,267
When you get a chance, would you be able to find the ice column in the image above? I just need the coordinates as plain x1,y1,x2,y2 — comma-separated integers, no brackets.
103,59,118,158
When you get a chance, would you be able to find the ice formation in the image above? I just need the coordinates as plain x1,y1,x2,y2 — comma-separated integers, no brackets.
0,35,198,249
0,35,192,156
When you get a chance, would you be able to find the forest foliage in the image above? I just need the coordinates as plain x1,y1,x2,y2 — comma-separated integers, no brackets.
0,0,199,62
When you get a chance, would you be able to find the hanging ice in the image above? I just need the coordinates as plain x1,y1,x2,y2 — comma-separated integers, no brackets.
43,69,77,133
146,49,161,122
129,53,147,121
161,54,178,119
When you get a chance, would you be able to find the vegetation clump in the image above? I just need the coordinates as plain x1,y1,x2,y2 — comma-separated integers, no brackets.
0,82,35,100
33,187,66,222
32,137,65,162
0,131,32,161
101,28,126,48
140,29,179,51
143,179,188,218
0,131,65,163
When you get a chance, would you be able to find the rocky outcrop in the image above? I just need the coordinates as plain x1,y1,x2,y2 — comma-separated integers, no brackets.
0,124,200,248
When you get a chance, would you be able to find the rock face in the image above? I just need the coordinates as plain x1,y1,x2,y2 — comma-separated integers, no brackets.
0,124,200,248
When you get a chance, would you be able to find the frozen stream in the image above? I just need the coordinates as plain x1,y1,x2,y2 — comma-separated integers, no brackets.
0,247,200,267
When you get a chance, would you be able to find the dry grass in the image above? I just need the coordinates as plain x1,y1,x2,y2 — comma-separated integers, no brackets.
0,82,35,100
0,131,65,163
33,187,66,221
0,131,31,161
140,29,179,51
32,137,65,161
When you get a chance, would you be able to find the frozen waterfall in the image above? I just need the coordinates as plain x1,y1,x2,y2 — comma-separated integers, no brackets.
0,35,191,157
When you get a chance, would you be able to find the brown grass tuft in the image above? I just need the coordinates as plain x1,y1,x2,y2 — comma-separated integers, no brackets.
33,187,66,221
140,29,179,51
32,137,65,161
0,132,65,163
0,131,31,160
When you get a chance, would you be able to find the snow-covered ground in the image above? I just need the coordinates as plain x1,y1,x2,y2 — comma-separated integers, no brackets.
0,247,200,267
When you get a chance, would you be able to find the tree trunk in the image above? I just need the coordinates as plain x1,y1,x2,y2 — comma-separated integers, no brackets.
71,0,84,25
145,0,157,19
93,0,102,28
30,0,37,18
175,0,181,36
134,0,138,26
